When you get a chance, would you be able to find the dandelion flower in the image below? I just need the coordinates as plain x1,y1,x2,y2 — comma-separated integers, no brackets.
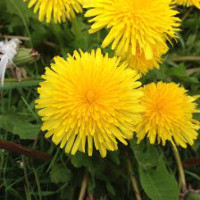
84,0,180,59
174,0,200,8
136,82,200,148
36,49,144,157
118,43,169,74
24,0,83,23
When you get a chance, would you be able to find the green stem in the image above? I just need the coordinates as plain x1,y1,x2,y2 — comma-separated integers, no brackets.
170,56,200,62
126,155,142,200
0,139,52,161
78,172,89,200
173,148,187,193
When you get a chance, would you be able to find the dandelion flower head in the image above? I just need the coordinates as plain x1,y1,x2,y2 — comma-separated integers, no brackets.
118,43,169,74
174,0,200,8
24,0,83,23
136,82,200,148
36,49,144,157
84,0,180,59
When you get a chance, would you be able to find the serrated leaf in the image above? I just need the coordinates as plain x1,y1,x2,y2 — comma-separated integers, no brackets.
5,0,37,24
139,158,179,200
71,152,94,169
108,151,120,165
50,164,71,184
130,141,179,200
130,140,159,170
0,114,41,139
106,182,116,196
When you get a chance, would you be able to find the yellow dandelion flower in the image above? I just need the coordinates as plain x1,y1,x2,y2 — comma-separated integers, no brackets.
36,49,144,157
24,0,83,23
136,82,200,148
118,43,169,74
84,0,180,59
174,0,200,8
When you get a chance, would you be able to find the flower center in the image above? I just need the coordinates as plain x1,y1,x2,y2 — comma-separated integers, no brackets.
152,99,171,117
85,90,96,105
155,102,164,112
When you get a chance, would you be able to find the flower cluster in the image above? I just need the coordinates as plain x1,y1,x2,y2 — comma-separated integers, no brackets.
25,0,200,157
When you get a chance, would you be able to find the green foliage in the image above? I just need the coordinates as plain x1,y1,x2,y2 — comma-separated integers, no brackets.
139,159,179,200
50,164,71,184
130,141,159,170
0,114,40,139
2,80,41,90
0,0,200,200
131,141,179,200
186,192,200,200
